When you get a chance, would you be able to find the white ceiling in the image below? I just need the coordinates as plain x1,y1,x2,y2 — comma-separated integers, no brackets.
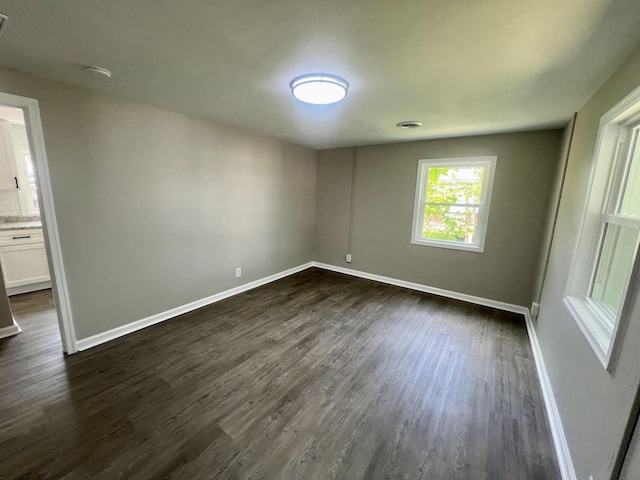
0,1,638,149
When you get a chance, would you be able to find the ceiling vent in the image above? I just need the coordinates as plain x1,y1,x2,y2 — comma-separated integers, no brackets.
396,121,423,129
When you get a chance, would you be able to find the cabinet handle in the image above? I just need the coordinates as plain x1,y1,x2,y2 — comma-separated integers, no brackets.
14,176,18,189
12,235,31,240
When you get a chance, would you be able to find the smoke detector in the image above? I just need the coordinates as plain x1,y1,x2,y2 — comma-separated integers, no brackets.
396,121,423,129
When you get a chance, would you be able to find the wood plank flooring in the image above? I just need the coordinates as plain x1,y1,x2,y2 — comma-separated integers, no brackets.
0,268,560,479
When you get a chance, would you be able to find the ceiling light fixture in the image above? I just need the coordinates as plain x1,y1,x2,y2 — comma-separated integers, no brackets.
83,66,112,79
290,74,348,105
396,121,423,129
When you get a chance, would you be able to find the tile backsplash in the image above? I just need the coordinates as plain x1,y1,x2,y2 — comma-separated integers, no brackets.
0,190,22,216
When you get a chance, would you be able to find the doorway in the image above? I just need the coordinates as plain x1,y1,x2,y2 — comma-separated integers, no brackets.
0,91,76,354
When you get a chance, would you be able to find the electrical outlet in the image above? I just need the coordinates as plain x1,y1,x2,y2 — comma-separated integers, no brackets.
235,267,242,278
346,254,352,263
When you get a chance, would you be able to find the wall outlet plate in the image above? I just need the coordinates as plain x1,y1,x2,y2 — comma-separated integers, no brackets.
235,267,242,278
346,254,352,263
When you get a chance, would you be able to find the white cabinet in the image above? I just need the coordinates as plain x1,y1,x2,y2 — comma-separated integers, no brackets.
0,120,18,191
0,229,51,294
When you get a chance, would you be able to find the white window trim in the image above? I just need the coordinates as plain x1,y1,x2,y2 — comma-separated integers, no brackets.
410,156,497,253
564,84,640,370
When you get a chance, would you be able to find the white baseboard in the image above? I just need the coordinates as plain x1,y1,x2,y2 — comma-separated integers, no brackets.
76,262,314,351
523,310,577,480
311,261,527,314
7,281,52,296
0,318,22,340
311,261,576,480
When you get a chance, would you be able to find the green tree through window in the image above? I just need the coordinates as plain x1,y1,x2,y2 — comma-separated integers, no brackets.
423,166,484,243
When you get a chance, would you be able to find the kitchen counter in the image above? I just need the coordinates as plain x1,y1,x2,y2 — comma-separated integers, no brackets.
0,221,42,231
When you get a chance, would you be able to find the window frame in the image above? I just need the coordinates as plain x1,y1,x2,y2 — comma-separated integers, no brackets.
564,85,640,370
410,156,497,253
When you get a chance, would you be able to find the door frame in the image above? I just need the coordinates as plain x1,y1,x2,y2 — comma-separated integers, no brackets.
0,91,77,354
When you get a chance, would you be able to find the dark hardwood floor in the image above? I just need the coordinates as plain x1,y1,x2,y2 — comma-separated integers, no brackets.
0,268,560,479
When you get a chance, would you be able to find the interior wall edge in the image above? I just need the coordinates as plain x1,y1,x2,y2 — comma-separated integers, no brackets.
531,114,578,310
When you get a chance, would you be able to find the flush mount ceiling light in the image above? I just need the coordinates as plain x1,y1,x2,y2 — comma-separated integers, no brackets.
290,74,348,105
83,66,112,79
396,121,423,129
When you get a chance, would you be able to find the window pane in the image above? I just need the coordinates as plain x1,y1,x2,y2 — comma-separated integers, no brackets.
425,166,485,205
620,135,640,218
590,224,639,319
422,205,480,244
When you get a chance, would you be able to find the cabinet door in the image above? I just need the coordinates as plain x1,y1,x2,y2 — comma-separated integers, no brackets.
0,120,18,190
0,243,51,288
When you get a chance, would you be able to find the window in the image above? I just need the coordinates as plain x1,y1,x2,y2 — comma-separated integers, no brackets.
411,156,496,252
565,86,640,369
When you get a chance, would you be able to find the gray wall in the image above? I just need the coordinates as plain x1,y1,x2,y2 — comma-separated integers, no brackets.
621,414,640,479
0,66,317,340
0,264,13,329
535,43,640,479
316,130,562,307
531,118,575,306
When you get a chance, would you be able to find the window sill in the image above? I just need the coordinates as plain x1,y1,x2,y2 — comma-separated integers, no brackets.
410,238,485,253
563,295,613,369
